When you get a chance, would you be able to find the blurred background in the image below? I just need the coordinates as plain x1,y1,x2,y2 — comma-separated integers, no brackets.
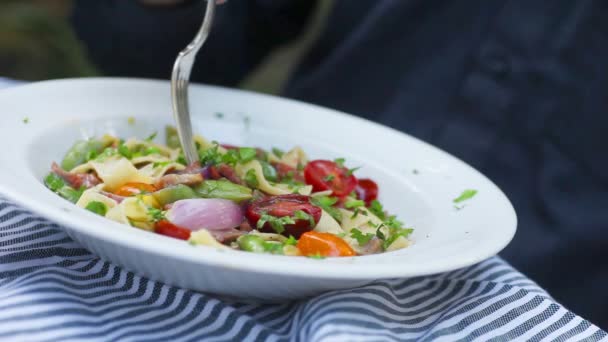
0,0,331,94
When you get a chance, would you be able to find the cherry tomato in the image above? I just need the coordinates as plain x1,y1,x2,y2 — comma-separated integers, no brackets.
155,220,191,240
297,231,356,257
246,194,322,238
355,178,379,206
273,162,305,183
114,182,157,197
304,160,357,197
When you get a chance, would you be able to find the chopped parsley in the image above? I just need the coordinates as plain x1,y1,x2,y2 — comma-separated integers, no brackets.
368,200,387,220
245,169,259,188
350,228,374,246
271,147,284,158
118,143,132,159
344,199,365,209
308,253,326,260
310,196,342,222
256,213,295,234
22,117,29,124
144,147,162,156
145,131,158,142
334,158,345,167
147,207,166,222
238,147,257,163
199,144,223,165
294,210,315,227
373,215,413,250
285,235,298,246
323,174,335,182
453,189,478,203
346,167,361,177
153,161,172,168
85,201,107,216
350,207,368,219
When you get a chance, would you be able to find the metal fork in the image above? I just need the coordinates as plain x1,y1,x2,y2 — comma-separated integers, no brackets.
171,0,216,165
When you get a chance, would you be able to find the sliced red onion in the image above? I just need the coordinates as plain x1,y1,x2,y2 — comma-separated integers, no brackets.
166,199,244,231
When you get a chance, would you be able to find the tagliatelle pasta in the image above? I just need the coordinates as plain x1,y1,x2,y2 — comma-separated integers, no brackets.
43,125,413,258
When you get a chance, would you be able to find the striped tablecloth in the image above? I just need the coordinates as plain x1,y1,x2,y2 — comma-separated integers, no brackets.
0,197,605,342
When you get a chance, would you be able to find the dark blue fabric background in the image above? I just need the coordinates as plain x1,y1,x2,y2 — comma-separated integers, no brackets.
72,0,608,328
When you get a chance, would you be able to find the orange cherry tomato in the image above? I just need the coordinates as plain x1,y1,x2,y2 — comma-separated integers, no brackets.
114,182,157,197
155,220,191,240
297,231,356,257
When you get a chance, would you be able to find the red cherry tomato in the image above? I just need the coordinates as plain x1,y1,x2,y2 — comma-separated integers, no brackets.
355,178,379,206
156,220,191,240
246,194,322,238
297,231,356,257
273,162,305,183
304,160,357,197
114,182,157,197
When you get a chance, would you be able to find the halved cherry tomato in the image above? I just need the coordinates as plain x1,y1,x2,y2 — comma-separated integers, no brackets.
246,194,322,238
155,220,191,240
114,182,157,197
297,231,356,257
355,178,379,206
304,160,357,197
273,162,305,183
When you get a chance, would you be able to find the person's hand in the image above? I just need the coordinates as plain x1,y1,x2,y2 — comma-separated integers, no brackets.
139,0,226,7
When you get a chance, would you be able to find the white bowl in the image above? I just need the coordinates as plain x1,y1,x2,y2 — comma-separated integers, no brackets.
0,78,516,300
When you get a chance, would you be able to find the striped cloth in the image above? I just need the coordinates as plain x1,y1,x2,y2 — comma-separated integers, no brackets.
0,198,606,342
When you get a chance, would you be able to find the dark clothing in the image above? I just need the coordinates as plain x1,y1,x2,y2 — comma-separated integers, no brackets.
72,0,608,327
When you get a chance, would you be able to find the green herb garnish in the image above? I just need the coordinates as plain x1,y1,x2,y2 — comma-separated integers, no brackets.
453,189,478,203
22,117,29,124
285,235,298,246
308,253,326,260
294,210,315,227
256,214,295,234
238,147,257,164
310,196,342,222
350,228,375,246
85,201,108,216
345,199,365,209
144,147,162,156
118,143,132,159
323,175,335,182
368,200,386,220
334,158,345,167
147,207,166,222
346,167,361,177
145,131,158,142
271,147,284,158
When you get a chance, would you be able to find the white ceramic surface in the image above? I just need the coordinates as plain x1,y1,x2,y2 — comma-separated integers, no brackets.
0,78,516,300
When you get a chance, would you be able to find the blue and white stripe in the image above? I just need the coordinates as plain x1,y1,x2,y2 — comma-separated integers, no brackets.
0,198,605,342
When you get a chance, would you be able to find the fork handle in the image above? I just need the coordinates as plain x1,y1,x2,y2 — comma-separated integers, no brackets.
171,0,216,165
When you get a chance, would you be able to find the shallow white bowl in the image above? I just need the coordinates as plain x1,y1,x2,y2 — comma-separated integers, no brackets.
0,78,516,300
